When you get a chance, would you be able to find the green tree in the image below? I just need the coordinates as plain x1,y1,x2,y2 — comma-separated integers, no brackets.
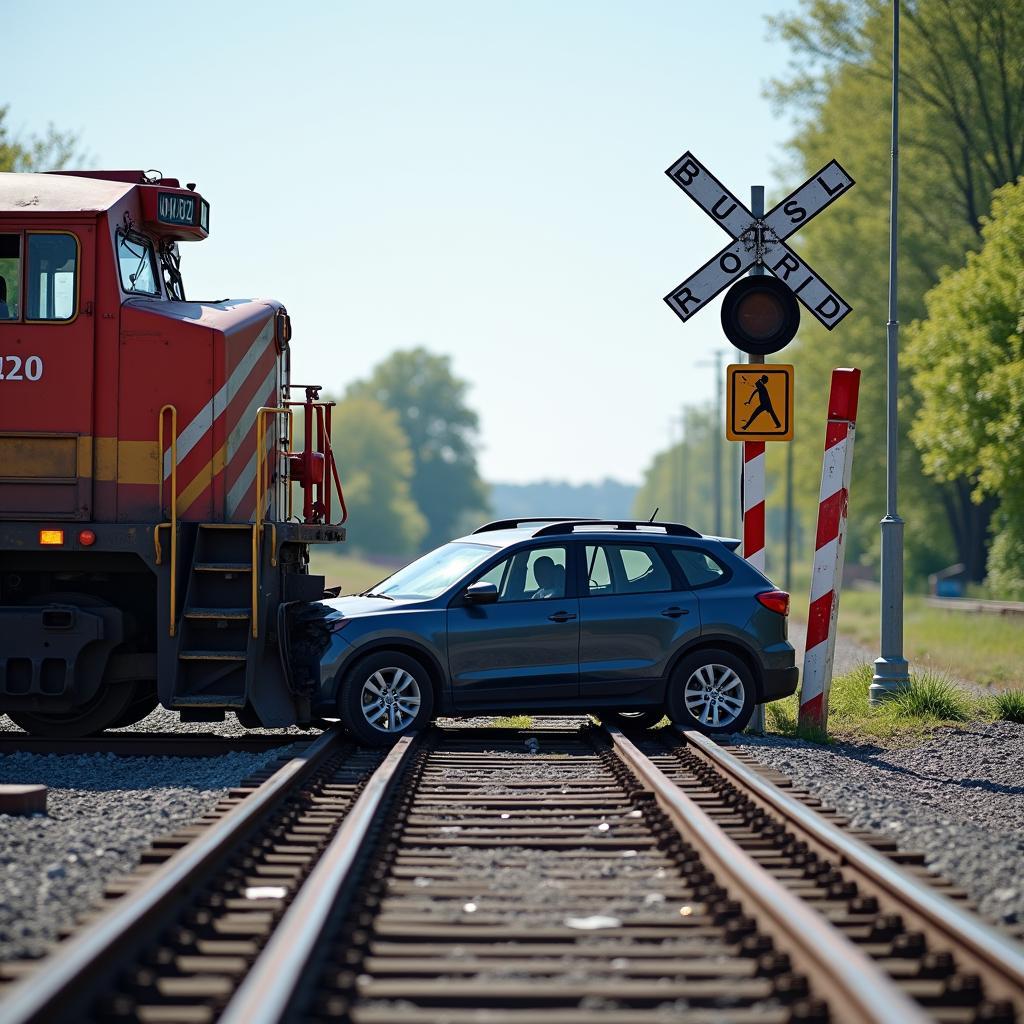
330,396,427,557
767,0,1024,581
906,180,1024,597
0,105,82,172
347,348,489,547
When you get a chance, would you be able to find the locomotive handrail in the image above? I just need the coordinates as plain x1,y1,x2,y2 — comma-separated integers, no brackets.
254,406,293,639
156,405,178,637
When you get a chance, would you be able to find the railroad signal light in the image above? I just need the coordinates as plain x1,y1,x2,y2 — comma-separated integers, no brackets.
720,277,800,356
39,529,64,546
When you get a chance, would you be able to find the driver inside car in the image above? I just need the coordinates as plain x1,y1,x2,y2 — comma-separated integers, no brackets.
531,556,565,600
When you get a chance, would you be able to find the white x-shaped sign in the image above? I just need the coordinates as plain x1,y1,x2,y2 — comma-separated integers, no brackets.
664,152,855,330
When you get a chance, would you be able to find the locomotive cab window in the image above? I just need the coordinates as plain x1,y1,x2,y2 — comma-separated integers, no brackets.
26,233,78,321
117,230,160,296
0,234,20,320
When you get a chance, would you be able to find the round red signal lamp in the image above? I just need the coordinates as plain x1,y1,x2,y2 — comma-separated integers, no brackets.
721,276,800,356
78,529,97,547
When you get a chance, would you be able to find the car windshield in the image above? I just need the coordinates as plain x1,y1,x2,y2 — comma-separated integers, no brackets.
369,542,496,600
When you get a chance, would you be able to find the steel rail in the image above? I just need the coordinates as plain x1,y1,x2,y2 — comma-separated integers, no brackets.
219,734,417,1024
605,725,929,1024
679,726,1024,1006
0,726,348,1024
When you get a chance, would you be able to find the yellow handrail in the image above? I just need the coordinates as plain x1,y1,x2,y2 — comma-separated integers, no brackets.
252,406,293,638
157,404,178,637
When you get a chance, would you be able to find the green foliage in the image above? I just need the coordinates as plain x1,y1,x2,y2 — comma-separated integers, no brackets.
766,0,1024,583
329,396,427,557
884,673,973,721
906,180,1024,597
347,348,489,548
991,690,1024,724
0,105,82,172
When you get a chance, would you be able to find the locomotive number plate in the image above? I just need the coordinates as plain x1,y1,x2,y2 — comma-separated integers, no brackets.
157,193,197,226
0,355,43,381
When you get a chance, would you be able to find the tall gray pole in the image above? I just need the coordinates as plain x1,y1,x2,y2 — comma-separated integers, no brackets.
713,350,723,535
748,186,767,735
871,0,910,702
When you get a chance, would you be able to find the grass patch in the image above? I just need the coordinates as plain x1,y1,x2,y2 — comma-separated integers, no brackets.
821,589,1024,689
492,715,533,728
765,664,986,744
308,548,399,595
991,689,1024,723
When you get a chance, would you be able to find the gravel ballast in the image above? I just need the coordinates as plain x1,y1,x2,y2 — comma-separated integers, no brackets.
0,746,293,961
733,720,1024,932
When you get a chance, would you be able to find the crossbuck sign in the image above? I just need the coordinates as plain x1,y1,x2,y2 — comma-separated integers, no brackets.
664,153,855,330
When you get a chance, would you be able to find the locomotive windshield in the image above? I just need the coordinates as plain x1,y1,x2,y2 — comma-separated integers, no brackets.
117,230,159,296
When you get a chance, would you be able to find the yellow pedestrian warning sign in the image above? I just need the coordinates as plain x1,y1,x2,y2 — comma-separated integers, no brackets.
726,364,794,441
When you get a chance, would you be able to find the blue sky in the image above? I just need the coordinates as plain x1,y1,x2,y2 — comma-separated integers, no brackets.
7,0,800,484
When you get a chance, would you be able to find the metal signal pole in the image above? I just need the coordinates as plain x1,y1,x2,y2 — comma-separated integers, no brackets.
872,0,910,702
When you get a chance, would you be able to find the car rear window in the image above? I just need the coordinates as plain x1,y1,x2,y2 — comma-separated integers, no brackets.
669,547,728,588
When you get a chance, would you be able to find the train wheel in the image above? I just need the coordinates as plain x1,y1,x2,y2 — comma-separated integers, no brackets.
7,679,137,738
108,683,159,729
602,710,664,730
338,652,434,747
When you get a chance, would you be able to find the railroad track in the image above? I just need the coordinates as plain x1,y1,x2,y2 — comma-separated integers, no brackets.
0,731,314,757
0,723,1021,1023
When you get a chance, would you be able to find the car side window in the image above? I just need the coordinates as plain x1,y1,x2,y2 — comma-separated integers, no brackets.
670,547,727,588
471,546,567,602
585,544,672,595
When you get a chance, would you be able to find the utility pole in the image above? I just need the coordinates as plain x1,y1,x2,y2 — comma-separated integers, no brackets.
872,0,910,703
697,351,726,535
680,408,689,522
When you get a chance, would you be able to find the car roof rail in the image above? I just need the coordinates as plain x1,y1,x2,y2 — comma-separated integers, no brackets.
531,519,702,538
472,517,595,534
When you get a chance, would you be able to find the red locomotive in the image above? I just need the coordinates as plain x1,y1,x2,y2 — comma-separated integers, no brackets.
0,169,345,736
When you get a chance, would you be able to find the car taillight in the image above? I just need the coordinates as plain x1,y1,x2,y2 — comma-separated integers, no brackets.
78,529,96,547
757,589,790,615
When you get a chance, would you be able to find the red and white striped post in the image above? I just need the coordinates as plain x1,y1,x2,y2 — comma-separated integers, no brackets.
798,368,861,731
742,441,766,571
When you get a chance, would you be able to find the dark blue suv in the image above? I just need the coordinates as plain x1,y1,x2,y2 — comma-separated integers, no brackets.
288,519,797,745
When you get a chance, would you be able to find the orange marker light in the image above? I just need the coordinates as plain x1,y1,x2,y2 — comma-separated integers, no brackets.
78,529,96,547
39,529,64,546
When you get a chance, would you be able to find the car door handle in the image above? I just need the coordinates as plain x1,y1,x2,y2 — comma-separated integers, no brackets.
548,611,577,623
661,606,690,618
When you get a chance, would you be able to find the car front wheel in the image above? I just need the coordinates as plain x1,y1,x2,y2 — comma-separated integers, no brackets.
667,649,755,734
337,652,434,746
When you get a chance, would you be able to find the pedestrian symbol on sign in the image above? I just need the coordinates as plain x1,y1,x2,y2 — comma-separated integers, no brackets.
742,375,782,431
726,365,794,442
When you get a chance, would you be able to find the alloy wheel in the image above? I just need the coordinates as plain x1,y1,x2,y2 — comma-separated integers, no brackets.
360,667,422,733
683,663,746,729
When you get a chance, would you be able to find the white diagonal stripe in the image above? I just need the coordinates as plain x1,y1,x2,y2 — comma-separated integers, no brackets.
743,453,766,510
227,366,280,465
809,537,840,602
747,548,766,571
227,428,277,519
163,319,275,478
818,435,848,501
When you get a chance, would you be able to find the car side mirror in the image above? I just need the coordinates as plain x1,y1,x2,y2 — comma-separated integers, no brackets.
464,581,499,605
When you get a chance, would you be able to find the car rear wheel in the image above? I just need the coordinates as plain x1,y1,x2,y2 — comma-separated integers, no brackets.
338,652,434,747
667,649,755,734
602,710,664,730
